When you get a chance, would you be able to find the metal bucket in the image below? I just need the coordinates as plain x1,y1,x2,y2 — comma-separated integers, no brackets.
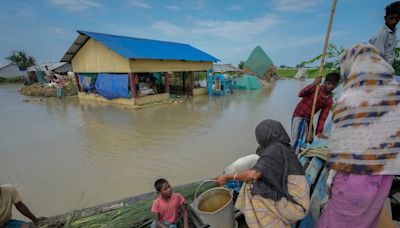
192,181,236,228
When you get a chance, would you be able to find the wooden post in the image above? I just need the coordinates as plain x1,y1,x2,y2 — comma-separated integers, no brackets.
164,72,170,93
190,71,195,96
182,72,186,94
128,72,136,98
307,0,337,143
135,73,139,98
74,72,81,92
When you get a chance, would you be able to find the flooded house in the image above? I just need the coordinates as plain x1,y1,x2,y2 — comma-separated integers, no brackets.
0,63,27,79
26,62,72,83
61,31,219,106
212,64,243,75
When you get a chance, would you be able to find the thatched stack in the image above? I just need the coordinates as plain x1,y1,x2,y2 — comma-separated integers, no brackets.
20,84,56,97
20,79,78,97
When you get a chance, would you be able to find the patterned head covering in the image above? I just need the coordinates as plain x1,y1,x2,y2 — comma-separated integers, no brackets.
339,43,394,85
327,43,400,175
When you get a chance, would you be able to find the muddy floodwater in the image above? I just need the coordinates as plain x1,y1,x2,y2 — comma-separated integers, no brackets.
0,80,312,217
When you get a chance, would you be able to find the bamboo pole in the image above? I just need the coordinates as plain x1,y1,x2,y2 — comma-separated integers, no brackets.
306,0,338,143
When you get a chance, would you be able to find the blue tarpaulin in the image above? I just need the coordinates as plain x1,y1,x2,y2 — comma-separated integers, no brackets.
95,73,129,100
79,73,97,91
71,31,220,62
35,71,47,84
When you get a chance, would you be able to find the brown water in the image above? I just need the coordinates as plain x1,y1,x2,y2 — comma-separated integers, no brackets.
197,190,231,213
0,80,309,218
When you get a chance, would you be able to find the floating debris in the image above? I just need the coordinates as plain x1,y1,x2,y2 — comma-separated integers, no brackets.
23,98,43,103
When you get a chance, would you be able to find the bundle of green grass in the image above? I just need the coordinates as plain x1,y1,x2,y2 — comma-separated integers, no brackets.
38,182,216,228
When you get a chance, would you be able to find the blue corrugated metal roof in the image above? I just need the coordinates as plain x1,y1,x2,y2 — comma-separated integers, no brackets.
77,30,219,62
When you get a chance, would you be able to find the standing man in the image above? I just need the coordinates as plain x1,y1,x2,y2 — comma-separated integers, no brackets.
370,1,400,66
0,184,45,227
370,2,400,223
53,74,64,99
291,73,340,153
44,66,53,83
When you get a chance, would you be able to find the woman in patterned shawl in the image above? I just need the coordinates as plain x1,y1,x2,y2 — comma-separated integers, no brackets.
317,43,400,227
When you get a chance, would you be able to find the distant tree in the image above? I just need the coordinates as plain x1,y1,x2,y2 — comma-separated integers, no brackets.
393,47,400,75
5,50,36,69
279,65,286,68
300,43,344,74
238,61,245,69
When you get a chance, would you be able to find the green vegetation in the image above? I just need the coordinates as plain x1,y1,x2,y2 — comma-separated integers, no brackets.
238,61,245,69
277,43,342,79
393,47,400,75
276,69,297,78
0,76,26,83
277,68,335,79
194,71,207,81
5,50,36,69
40,181,216,228
306,68,336,78
300,44,344,73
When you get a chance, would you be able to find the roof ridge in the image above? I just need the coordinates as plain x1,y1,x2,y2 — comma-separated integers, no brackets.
78,30,190,46
61,31,219,62
0,62,17,70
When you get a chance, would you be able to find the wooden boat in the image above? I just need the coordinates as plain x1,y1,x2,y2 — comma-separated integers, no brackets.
32,147,330,228
32,158,327,228
32,132,340,228
33,181,216,228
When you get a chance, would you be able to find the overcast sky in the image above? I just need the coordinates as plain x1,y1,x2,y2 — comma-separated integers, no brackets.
0,0,395,67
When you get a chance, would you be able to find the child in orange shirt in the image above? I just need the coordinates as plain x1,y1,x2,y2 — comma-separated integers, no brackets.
150,179,188,228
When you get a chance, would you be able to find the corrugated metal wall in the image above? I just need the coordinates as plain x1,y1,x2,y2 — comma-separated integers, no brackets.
0,64,27,78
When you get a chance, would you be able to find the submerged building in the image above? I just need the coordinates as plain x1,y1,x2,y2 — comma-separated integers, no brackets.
61,30,219,106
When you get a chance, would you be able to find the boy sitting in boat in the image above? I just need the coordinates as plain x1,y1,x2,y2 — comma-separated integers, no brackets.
291,73,340,152
151,179,189,228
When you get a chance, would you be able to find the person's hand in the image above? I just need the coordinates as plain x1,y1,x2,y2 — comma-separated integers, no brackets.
214,175,229,186
33,217,47,223
317,133,329,139
313,76,322,85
